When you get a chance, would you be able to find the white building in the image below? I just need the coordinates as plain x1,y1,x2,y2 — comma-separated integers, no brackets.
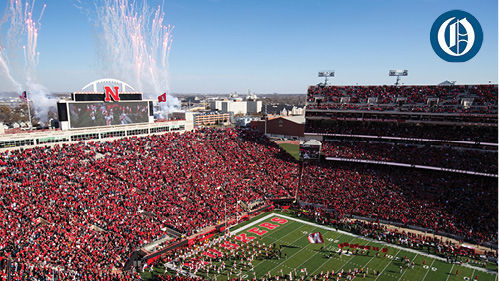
283,106,304,116
210,93,263,116
235,116,255,127
247,100,262,114
221,100,247,115
209,100,224,111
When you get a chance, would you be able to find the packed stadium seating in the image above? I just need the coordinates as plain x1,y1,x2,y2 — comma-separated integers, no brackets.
305,120,498,143
0,128,496,280
0,129,296,280
299,162,497,245
306,84,498,113
321,140,498,173
301,206,496,261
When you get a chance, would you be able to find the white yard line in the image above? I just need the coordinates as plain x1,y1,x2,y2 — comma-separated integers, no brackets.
308,235,357,276
253,224,315,274
338,241,373,272
421,259,436,281
228,222,310,278
273,213,497,275
204,213,293,280
374,248,402,281
230,213,276,235
445,263,455,281
398,254,419,281
295,232,350,276
363,243,386,269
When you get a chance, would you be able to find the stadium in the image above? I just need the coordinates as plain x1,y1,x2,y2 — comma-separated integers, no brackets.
0,77,497,280
0,0,498,281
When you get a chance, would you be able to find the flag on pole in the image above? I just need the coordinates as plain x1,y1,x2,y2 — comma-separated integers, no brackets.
307,232,324,244
19,91,27,102
158,93,167,102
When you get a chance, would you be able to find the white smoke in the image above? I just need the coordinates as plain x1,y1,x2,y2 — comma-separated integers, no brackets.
0,0,55,124
0,51,21,92
92,0,180,114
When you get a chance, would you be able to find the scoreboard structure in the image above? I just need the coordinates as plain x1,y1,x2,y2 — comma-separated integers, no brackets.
57,79,154,130
299,139,322,160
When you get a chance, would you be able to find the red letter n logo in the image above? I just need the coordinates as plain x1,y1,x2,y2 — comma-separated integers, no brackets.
104,86,120,101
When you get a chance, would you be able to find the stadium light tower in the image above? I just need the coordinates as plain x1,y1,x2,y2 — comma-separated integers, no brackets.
318,71,335,86
389,70,408,86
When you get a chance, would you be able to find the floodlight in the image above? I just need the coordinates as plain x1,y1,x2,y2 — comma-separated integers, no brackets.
318,70,335,85
389,70,408,76
318,71,335,77
389,69,408,86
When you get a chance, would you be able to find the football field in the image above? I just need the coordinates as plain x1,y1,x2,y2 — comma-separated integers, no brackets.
145,212,498,280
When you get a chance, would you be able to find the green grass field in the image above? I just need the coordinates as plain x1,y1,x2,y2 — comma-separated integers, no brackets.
144,212,498,280
277,143,300,161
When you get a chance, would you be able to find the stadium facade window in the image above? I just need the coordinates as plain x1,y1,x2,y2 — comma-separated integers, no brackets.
127,129,149,136
101,131,126,139
151,126,169,133
71,133,99,142
0,139,34,148
37,137,70,145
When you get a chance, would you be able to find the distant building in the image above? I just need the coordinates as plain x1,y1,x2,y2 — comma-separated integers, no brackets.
170,111,195,131
222,100,247,115
250,115,305,139
209,93,263,115
193,111,231,127
185,105,206,112
246,94,262,114
235,116,255,127
264,104,304,116
209,100,223,111
247,100,262,114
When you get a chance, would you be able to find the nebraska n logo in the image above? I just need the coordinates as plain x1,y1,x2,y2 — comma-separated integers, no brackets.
431,10,483,62
104,86,120,102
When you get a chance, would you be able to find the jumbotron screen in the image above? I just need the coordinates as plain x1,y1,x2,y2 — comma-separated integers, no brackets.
68,101,149,128
299,144,321,160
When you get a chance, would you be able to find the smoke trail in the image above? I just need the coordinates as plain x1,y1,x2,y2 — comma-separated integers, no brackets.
92,0,180,114
0,51,21,91
0,0,54,124
0,1,22,92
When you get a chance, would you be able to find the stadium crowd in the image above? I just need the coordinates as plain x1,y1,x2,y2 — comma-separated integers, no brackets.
0,129,295,280
321,141,498,173
299,163,497,245
304,120,498,143
306,84,498,113
298,206,496,260
0,128,496,280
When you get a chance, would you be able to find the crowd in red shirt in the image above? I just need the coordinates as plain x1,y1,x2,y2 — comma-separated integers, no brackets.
299,162,497,245
306,84,498,113
321,141,498,173
0,129,293,280
305,121,498,143
299,206,496,260
0,128,496,280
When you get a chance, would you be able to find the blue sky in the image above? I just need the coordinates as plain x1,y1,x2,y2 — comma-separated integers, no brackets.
0,0,497,94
